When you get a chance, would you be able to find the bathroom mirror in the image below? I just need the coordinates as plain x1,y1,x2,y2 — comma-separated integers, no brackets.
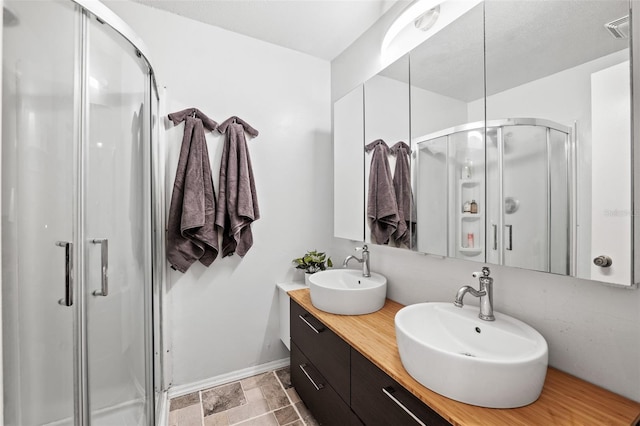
411,1,484,259
411,0,633,286
486,0,631,285
363,54,411,248
334,85,365,241
333,0,635,286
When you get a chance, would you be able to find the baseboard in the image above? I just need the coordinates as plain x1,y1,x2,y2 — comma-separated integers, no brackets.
167,358,290,399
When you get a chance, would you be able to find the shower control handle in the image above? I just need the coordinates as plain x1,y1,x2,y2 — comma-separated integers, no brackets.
56,241,73,307
593,255,613,268
92,239,109,297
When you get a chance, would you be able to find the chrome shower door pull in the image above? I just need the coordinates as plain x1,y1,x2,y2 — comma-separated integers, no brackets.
56,241,73,307
505,225,513,251
492,224,498,250
91,238,109,297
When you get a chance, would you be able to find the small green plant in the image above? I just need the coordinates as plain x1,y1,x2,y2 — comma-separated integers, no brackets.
292,250,333,274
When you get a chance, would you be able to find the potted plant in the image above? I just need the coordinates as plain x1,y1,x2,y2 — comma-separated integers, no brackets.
293,250,333,285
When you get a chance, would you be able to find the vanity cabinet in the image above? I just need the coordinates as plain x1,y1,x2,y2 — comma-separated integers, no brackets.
290,299,350,402
290,299,449,425
291,343,361,425
351,349,449,426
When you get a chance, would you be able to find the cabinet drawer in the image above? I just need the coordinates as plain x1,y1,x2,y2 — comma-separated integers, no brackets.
351,349,450,426
290,300,350,403
291,342,362,426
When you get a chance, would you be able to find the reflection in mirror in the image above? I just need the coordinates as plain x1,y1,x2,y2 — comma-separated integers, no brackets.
485,0,631,285
364,55,412,249
410,2,485,260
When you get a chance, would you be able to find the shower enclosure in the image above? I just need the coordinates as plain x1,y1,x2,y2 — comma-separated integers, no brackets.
416,118,571,274
1,1,162,425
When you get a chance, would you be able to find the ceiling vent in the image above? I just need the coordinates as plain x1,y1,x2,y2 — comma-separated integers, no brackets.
605,15,629,39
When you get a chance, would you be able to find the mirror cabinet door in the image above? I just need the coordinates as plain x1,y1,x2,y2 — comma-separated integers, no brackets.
411,2,485,261
334,85,365,241
363,55,411,248
485,0,632,284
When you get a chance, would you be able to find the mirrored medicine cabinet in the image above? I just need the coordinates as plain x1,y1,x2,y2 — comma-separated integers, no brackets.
333,0,638,287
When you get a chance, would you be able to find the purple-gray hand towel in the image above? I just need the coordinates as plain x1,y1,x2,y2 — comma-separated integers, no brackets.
390,141,414,247
166,108,219,272
215,116,260,257
365,139,399,245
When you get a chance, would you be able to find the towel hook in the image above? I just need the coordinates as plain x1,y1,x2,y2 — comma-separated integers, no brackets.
191,109,197,118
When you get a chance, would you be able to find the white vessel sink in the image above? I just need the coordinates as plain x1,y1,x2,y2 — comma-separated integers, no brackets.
395,302,548,408
309,269,387,315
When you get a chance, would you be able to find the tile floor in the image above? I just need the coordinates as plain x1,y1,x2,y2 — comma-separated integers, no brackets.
168,367,319,426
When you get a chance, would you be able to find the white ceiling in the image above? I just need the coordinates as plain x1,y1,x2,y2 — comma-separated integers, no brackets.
128,0,406,60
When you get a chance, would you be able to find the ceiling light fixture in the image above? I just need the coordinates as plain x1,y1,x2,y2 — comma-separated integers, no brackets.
380,0,483,63
414,5,440,32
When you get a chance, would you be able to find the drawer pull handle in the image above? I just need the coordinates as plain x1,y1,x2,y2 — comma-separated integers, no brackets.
382,387,426,426
298,314,324,334
299,363,324,391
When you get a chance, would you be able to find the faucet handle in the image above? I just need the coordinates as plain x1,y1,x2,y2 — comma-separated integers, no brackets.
472,267,490,278
355,245,368,252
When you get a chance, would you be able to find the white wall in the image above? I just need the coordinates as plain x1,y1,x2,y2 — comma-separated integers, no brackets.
332,6,640,402
105,1,337,387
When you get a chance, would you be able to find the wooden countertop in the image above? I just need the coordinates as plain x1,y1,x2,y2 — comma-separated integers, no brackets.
288,288,640,426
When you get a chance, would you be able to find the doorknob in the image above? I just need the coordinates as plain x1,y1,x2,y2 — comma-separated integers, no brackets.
593,255,612,268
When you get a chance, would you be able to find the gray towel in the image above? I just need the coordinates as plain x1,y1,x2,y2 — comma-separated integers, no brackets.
166,108,219,272
390,141,414,247
215,116,260,257
365,139,399,245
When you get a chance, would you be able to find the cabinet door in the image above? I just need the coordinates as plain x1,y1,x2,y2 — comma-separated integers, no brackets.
351,349,450,426
290,300,350,403
291,343,362,426
334,85,365,240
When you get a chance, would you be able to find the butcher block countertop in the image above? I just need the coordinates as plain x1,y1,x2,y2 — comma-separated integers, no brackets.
288,288,640,426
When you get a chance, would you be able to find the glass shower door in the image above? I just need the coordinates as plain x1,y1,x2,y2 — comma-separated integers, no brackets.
85,13,151,425
501,125,549,272
2,1,78,424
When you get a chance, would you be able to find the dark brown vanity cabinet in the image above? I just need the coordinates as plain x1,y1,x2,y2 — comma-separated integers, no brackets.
351,349,450,426
290,299,450,426
290,300,360,425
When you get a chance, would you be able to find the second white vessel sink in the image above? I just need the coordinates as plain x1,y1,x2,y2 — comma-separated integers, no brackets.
395,302,548,408
309,269,387,315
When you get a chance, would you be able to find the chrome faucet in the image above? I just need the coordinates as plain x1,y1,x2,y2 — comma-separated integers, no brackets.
454,266,495,321
343,245,370,277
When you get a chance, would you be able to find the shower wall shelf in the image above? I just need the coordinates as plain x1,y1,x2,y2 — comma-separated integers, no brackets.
457,176,483,258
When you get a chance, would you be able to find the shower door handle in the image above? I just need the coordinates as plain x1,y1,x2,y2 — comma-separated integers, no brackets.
492,224,498,250
505,225,513,251
56,241,73,307
91,238,109,297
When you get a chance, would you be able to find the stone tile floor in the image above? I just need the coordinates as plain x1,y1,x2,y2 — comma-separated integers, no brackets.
169,366,319,426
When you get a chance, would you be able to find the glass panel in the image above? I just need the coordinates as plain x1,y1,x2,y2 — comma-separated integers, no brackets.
449,129,484,262
86,14,150,425
501,125,548,272
364,55,411,248
485,127,500,266
409,2,485,255
485,0,632,284
416,137,448,255
2,1,77,425
549,129,570,275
